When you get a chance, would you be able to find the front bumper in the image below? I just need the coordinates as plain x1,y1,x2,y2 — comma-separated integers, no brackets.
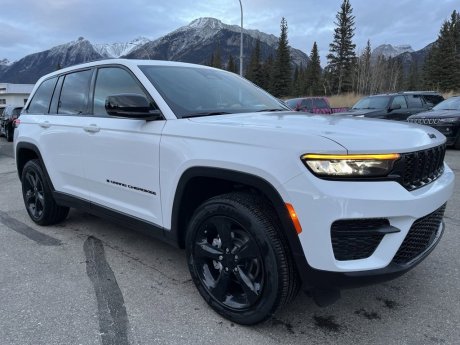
281,163,454,288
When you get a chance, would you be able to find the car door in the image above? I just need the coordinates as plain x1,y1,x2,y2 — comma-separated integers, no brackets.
405,94,427,117
387,95,410,121
82,66,166,226
25,71,94,200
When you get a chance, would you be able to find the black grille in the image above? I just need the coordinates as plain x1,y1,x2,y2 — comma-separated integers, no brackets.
392,204,446,265
407,118,441,125
331,219,389,260
393,144,446,191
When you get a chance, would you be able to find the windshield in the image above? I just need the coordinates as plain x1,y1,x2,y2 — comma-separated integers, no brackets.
433,97,460,111
139,65,288,118
352,96,390,110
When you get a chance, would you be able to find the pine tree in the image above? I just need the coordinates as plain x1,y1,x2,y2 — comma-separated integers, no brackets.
405,60,420,90
326,0,357,94
305,42,322,95
354,39,371,94
227,54,238,73
246,38,264,87
270,17,292,97
424,10,460,91
261,54,274,91
211,45,222,69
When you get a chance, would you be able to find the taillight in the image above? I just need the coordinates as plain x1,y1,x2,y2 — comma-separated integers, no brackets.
13,119,21,128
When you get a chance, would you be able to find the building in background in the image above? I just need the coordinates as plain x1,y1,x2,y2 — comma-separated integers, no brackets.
0,83,34,112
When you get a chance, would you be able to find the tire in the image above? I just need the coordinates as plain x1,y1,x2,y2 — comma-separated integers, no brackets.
21,159,70,225
6,126,13,142
454,135,460,150
185,192,299,325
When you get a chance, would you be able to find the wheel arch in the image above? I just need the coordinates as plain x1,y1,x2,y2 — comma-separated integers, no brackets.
15,142,55,190
170,167,309,281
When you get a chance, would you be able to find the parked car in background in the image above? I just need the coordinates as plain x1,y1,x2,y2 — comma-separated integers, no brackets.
0,105,22,142
285,97,348,114
334,92,444,121
407,96,460,149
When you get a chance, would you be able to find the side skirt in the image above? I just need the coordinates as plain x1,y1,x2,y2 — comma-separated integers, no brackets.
53,192,179,247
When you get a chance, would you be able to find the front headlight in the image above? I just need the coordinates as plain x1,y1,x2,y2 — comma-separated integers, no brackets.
438,117,460,123
301,153,400,178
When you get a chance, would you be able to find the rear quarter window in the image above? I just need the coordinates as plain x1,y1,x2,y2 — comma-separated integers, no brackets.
27,77,58,114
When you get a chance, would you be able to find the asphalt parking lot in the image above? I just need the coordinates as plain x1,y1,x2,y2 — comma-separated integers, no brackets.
0,139,459,345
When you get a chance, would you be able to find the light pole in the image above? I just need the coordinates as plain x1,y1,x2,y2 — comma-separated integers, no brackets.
238,0,243,76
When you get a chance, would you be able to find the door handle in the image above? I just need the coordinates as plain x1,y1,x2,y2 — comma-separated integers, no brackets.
39,121,51,128
83,124,100,133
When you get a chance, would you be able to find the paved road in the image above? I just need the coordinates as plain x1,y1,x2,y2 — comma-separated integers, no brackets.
0,139,459,345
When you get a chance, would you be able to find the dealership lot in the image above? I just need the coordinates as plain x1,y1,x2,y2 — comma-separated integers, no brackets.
0,140,459,345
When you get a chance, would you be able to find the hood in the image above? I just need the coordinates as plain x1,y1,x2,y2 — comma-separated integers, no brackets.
408,109,460,119
187,112,445,153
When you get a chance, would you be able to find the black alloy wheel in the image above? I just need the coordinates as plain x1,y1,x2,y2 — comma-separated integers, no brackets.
21,159,69,225
186,192,298,325
192,215,265,310
23,168,45,221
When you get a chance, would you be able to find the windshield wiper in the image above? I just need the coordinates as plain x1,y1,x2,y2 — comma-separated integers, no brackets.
182,111,232,118
256,108,285,112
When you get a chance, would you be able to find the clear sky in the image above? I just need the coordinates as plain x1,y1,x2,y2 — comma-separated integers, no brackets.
1,0,458,65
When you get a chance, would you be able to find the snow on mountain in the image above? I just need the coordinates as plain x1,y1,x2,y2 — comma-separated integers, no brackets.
372,44,414,59
94,37,150,58
126,17,309,68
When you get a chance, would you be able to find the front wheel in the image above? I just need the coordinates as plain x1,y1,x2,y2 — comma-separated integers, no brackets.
21,159,69,225
454,134,460,150
185,192,298,325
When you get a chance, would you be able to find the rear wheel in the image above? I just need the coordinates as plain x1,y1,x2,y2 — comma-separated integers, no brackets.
21,159,69,225
6,126,13,142
185,192,298,325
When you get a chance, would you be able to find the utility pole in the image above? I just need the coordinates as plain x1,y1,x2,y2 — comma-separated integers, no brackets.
238,0,243,76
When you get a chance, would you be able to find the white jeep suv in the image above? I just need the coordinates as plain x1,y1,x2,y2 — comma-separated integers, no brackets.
14,59,455,325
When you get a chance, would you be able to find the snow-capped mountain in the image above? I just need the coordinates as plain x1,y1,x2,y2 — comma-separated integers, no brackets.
0,17,310,83
0,37,103,83
125,17,310,68
371,44,414,59
93,37,151,58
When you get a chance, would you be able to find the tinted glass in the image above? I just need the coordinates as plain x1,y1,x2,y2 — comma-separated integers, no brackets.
140,65,287,118
300,99,312,109
312,98,328,109
406,95,423,108
58,70,93,114
285,99,299,109
352,96,390,109
27,77,57,114
433,97,460,111
12,108,22,116
94,67,151,115
423,95,444,106
391,96,407,109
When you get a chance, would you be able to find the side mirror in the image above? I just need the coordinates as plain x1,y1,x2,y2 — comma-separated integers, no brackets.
105,94,162,120
389,104,401,112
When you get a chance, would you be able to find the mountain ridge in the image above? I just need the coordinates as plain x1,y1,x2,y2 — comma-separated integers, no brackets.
0,17,310,84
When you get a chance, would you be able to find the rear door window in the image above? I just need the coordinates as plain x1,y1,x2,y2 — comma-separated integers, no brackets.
58,69,93,115
391,96,408,109
406,95,423,108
